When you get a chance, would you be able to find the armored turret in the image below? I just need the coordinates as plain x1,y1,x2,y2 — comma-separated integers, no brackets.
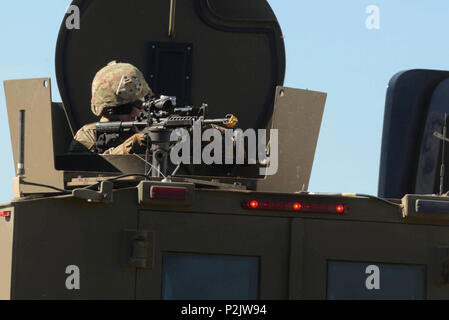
4,0,325,195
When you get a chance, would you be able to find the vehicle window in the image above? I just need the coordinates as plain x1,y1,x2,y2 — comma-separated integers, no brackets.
162,253,259,300
327,261,425,300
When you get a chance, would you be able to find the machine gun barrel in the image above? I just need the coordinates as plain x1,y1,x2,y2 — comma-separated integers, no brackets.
203,118,233,125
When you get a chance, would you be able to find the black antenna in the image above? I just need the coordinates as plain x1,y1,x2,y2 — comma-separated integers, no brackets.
440,113,448,195
17,109,25,176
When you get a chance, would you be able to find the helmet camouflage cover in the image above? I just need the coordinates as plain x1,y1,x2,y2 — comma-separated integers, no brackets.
91,61,153,116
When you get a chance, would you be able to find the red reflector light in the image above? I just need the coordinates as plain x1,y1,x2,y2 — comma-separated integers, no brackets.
243,200,348,215
250,200,259,209
0,211,11,217
150,186,187,201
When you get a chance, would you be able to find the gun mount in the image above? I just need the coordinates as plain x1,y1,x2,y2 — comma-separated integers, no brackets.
95,96,239,178
97,108,239,179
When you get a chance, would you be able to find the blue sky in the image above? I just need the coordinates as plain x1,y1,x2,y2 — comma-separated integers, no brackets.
1,1,449,203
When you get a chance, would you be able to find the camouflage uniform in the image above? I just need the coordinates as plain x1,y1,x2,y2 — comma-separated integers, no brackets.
68,61,152,155
68,122,142,155
68,123,97,153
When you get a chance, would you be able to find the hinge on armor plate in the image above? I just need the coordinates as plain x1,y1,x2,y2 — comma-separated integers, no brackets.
72,181,113,202
121,230,154,269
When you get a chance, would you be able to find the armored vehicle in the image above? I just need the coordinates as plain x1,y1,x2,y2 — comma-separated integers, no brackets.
2,0,449,300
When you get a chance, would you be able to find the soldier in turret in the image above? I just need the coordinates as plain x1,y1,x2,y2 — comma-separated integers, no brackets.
68,61,151,155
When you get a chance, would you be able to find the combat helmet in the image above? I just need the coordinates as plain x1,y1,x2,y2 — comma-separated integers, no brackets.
91,61,153,116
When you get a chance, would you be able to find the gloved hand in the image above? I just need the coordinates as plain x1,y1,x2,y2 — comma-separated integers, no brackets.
105,133,148,155
122,133,147,155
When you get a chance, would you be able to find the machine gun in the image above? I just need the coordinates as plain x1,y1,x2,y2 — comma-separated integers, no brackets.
96,95,238,178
